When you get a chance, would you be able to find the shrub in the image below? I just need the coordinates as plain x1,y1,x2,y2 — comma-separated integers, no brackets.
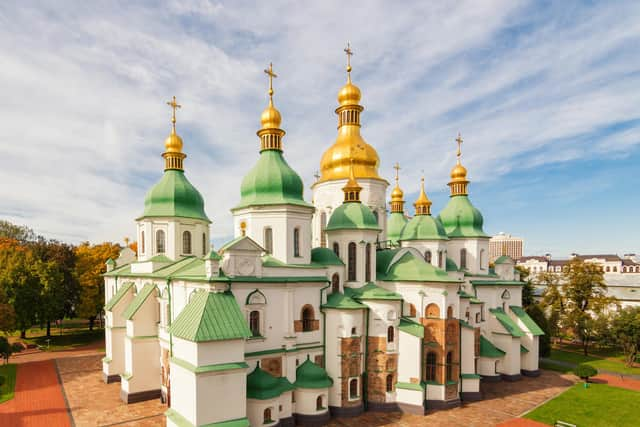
574,364,598,381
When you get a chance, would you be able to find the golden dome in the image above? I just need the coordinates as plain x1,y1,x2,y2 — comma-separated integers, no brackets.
448,133,469,196
338,81,362,106
391,185,404,201
164,129,184,153
414,177,432,215
450,162,467,181
260,99,282,129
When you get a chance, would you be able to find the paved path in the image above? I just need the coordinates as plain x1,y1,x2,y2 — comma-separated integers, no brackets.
0,360,71,427
540,357,640,380
591,373,640,391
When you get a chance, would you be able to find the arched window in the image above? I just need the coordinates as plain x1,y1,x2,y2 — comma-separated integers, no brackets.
426,352,437,381
263,408,272,423
202,233,206,255
249,311,260,337
606,266,610,272
182,231,192,254
365,243,372,281
460,248,467,269
446,352,453,382
316,395,323,410
386,374,393,392
156,230,165,254
293,228,300,257
320,212,327,248
447,305,454,319
332,242,340,257
348,242,357,281
349,378,358,399
141,231,145,254
408,303,417,317
302,305,315,332
387,326,394,343
372,210,379,224
264,227,273,254
438,251,443,268
331,273,340,294
425,250,432,263
426,303,440,318
465,308,470,322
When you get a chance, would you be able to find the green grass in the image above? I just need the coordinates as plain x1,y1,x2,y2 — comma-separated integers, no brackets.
549,349,640,376
539,360,573,374
0,364,17,404
525,383,640,427
21,329,104,352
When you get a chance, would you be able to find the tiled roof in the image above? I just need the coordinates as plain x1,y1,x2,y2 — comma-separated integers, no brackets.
489,308,525,337
479,335,505,358
510,306,545,336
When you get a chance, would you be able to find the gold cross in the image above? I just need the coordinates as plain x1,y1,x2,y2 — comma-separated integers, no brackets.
456,132,463,160
393,162,401,182
264,62,277,98
166,96,182,128
344,42,354,74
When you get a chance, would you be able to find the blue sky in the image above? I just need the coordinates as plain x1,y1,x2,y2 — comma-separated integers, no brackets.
0,1,638,257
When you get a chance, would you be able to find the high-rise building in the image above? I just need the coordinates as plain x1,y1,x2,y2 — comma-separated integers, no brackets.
489,232,523,262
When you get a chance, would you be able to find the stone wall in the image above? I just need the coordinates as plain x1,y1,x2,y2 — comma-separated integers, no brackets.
366,337,397,403
340,337,362,407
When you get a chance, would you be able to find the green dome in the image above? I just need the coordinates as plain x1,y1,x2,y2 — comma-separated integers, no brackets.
377,250,459,282
140,170,209,222
247,364,295,400
234,150,311,209
294,357,333,389
399,215,448,241
326,202,379,232
311,247,344,266
387,212,408,244
437,195,487,238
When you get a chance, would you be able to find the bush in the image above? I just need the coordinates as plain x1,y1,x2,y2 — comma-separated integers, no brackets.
574,364,598,381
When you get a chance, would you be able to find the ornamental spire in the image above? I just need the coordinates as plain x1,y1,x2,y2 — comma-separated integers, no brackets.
344,42,353,83
162,96,186,171
448,133,469,196
258,62,285,151
390,162,405,213
342,155,362,203
414,175,432,215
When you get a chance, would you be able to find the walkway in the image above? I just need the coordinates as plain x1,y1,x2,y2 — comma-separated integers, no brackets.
540,357,640,380
0,360,71,427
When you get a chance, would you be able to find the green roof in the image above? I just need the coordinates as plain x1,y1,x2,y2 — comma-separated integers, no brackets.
459,319,474,330
494,255,513,265
510,306,545,336
458,290,475,299
489,308,525,337
122,283,157,320
106,258,115,266
203,250,221,260
387,212,408,244
326,202,380,232
104,282,134,311
471,280,523,286
247,363,296,400
446,257,460,272
399,214,448,241
479,335,505,358
322,292,366,310
139,170,210,222
520,344,529,353
234,150,312,210
376,250,459,283
311,247,344,266
345,282,402,301
399,317,424,338
294,357,333,389
261,255,324,269
170,291,251,342
437,195,487,238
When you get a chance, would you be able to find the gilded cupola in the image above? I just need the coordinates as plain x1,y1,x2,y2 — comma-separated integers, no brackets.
318,43,383,183
414,176,432,215
390,162,405,213
162,96,187,171
448,133,469,196
258,63,285,151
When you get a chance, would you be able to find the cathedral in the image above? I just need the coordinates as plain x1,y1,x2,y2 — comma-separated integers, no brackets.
102,50,543,427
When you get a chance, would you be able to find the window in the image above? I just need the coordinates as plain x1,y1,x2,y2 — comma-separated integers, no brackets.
460,248,467,269
320,212,327,248
156,230,165,254
348,242,357,281
293,228,300,257
465,308,470,322
351,327,357,335
426,352,437,381
613,266,618,272
387,326,394,343
438,251,443,268
386,374,394,392
425,250,432,263
264,227,273,254
249,311,260,337
475,312,480,323
302,305,315,332
408,303,417,317
446,351,453,382
202,233,207,255
316,396,323,410
365,243,371,281
140,231,145,254
349,378,359,399
606,266,610,272
425,303,440,318
263,408,272,424
182,231,192,254
331,273,340,294
373,210,379,224
447,306,453,319
333,242,340,257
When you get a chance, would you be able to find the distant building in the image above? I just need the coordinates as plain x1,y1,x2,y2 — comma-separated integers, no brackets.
489,233,523,262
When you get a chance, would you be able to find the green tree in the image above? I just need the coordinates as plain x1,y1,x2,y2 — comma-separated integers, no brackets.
610,306,640,367
0,220,36,242
0,304,16,336
75,242,121,330
516,266,535,308
539,271,563,338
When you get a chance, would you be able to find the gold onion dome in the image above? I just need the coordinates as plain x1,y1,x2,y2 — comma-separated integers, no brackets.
164,130,184,153
448,133,469,196
318,43,382,183
389,162,405,214
414,177,432,215
260,100,282,129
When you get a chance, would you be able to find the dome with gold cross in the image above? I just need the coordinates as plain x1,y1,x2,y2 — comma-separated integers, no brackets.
318,44,383,183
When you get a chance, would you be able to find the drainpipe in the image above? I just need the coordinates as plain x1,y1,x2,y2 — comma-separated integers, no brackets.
363,307,370,410
459,318,462,400
319,284,330,366
166,278,173,356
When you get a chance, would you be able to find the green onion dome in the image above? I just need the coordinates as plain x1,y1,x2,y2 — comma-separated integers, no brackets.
437,195,487,238
387,212,408,244
326,202,379,232
400,214,448,241
294,357,333,389
247,363,295,400
139,170,209,222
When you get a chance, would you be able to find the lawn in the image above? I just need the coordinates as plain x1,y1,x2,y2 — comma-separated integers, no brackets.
525,383,640,427
11,319,104,352
539,360,573,374
0,364,17,404
549,348,640,376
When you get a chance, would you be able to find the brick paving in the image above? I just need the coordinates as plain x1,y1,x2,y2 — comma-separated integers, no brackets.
56,355,166,427
0,360,71,427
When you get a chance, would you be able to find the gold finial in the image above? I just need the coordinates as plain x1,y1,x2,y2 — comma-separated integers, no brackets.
342,147,362,202
449,133,469,196
456,132,463,164
344,42,353,81
264,62,277,102
167,96,182,133
414,175,432,215
390,162,405,213
163,96,186,170
124,237,130,246
393,162,400,184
